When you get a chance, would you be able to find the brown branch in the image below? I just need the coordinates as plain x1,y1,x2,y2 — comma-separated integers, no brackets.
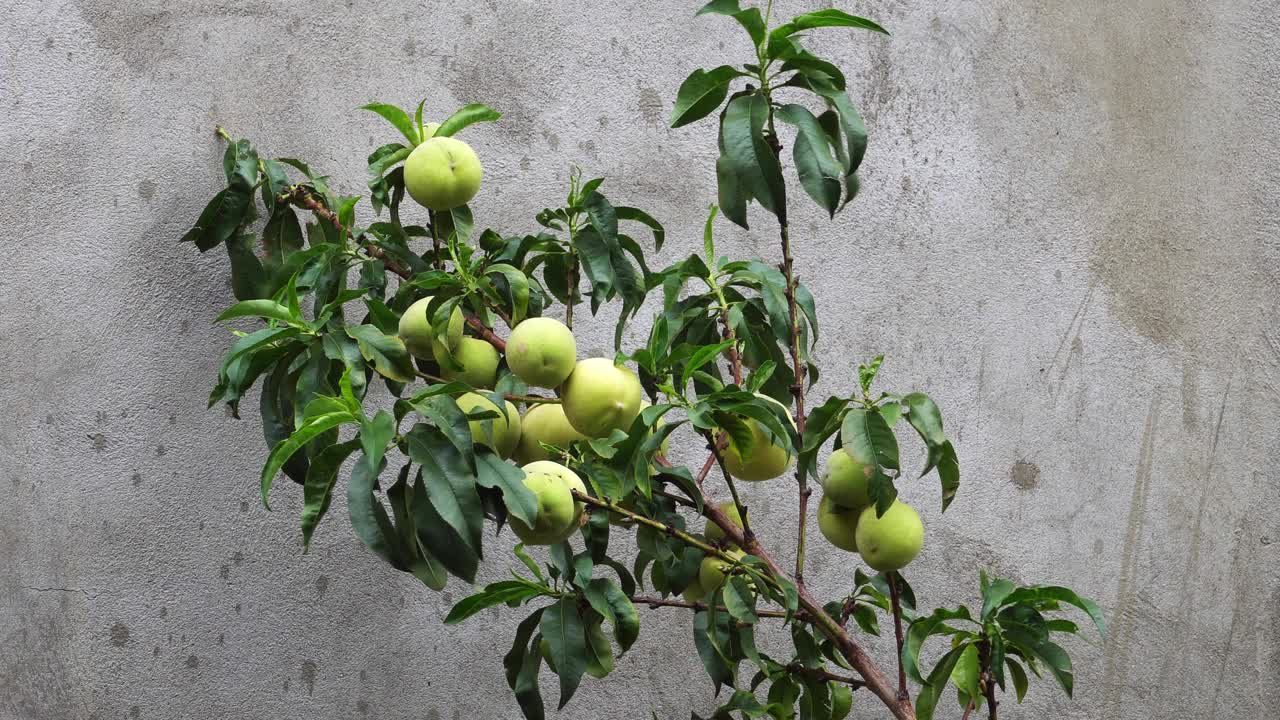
889,572,909,702
981,641,998,720
962,702,975,720
700,499,913,719
288,187,509,354
629,595,793,619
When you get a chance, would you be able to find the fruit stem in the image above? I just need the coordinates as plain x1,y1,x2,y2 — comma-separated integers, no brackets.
889,572,909,702
428,210,444,270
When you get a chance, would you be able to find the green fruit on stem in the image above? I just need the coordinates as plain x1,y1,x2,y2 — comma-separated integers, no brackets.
404,136,483,211
522,459,587,531
513,402,586,464
398,296,463,360
561,358,642,438
506,317,577,388
855,500,924,571
698,548,746,590
508,469,577,546
455,392,521,458
817,495,860,553
704,501,746,544
441,337,500,389
721,394,795,482
822,447,873,510
682,573,709,604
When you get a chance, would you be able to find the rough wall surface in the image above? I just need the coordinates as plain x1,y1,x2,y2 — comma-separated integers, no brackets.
3,1,1278,718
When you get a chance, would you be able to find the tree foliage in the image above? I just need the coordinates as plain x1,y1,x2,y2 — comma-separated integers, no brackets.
182,4,1100,719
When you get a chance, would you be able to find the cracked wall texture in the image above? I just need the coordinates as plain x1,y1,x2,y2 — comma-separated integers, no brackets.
3,1,1278,718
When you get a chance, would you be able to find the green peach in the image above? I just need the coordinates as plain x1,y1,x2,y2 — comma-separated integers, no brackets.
521,459,587,535
817,495,860,553
505,317,577,389
513,402,586,464
455,392,521,458
398,296,464,360
404,136,482,211
697,548,746,590
704,501,746,544
721,394,795,482
561,358,642,438
508,469,577,546
441,337,500,389
855,501,924,572
822,448,872,510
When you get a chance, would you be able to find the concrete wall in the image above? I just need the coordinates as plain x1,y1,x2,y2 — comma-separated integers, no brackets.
3,1,1277,718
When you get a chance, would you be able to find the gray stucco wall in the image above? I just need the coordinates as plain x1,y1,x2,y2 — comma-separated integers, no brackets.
4,1,1278,718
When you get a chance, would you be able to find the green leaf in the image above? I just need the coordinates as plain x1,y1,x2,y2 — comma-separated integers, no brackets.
981,578,1017,621
410,471,480,582
181,186,252,251
261,408,355,509
216,299,297,325
769,10,889,56
262,206,305,264
1004,586,1107,638
475,450,538,528
300,438,361,549
903,606,976,684
484,263,531,325
723,577,758,624
1005,657,1029,703
346,455,403,568
914,645,967,720
937,440,960,512
541,597,587,709
435,103,501,138
360,102,420,144
717,92,786,228
671,66,741,128
902,392,946,476
949,644,981,707
446,580,547,624
615,206,666,252
404,424,485,558
776,104,842,217
583,578,641,653
693,610,736,691
681,340,734,391
504,610,546,720
696,1,766,47
841,407,900,470
346,324,416,383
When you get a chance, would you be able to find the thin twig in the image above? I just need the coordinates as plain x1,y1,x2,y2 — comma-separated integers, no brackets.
962,702,975,720
630,594,792,619
890,572,909,702
786,663,867,690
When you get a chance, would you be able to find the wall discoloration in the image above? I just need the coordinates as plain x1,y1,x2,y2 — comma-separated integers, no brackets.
2,1,1277,719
